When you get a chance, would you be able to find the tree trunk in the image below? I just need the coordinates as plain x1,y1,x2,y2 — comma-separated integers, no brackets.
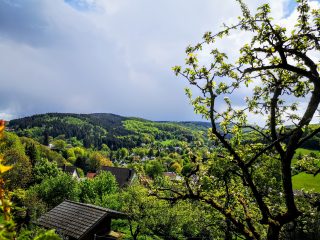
225,218,232,240
267,224,281,240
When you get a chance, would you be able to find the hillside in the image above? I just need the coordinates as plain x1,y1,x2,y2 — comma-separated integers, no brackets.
8,113,210,150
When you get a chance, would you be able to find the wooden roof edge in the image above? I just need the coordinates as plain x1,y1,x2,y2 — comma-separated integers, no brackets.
64,200,127,218
100,166,134,171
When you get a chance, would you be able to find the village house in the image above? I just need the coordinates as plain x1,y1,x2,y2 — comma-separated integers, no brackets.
99,166,136,187
163,172,182,181
60,165,80,179
37,200,126,240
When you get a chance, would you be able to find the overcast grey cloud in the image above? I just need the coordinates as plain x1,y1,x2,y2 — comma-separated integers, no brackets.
0,0,302,121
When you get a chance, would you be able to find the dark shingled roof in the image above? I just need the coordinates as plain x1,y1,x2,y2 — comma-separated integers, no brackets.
37,200,126,240
100,166,135,187
60,165,78,175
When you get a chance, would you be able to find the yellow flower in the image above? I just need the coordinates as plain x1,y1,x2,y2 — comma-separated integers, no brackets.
0,119,4,129
0,158,12,174
0,119,4,138
0,164,12,174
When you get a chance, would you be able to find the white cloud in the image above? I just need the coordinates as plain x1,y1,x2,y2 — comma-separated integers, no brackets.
0,0,309,123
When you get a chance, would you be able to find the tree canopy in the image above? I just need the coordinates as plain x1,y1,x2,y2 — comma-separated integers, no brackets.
170,0,320,239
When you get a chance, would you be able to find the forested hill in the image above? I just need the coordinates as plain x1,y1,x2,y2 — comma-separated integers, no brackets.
8,113,210,150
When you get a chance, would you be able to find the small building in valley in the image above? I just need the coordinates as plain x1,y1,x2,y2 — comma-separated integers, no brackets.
100,166,136,187
163,172,182,181
61,165,79,179
37,200,126,240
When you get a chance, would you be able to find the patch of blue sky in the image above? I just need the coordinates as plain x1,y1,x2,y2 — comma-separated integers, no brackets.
64,0,97,12
284,0,297,18
284,0,320,18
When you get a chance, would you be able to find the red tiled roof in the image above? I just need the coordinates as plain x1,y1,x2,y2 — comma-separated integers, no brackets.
86,172,97,179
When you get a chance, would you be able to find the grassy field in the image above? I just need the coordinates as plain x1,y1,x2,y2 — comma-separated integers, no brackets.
291,148,320,192
295,148,320,157
292,172,320,192
293,148,320,163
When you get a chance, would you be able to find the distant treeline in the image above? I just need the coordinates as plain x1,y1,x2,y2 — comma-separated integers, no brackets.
8,113,208,150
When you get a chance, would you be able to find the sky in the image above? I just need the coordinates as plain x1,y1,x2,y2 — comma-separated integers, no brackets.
0,0,316,121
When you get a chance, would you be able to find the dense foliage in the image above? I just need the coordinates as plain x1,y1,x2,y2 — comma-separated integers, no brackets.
3,1,320,239
3,116,320,239
170,0,320,239
0,118,222,239
8,113,208,150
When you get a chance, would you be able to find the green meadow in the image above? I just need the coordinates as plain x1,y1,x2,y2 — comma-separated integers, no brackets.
292,148,320,192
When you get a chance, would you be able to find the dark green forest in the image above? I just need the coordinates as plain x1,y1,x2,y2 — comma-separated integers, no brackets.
8,113,210,150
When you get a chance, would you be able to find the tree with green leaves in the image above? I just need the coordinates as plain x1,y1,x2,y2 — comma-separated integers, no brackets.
32,158,60,184
78,171,118,204
23,139,40,167
3,149,32,190
116,147,129,161
170,0,320,239
120,183,224,240
51,140,66,153
0,121,61,240
30,173,79,209
145,160,165,179
87,151,112,172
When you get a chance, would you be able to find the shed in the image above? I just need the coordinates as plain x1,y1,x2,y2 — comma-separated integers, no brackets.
37,200,126,240
100,166,136,187
163,172,182,181
60,165,79,179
